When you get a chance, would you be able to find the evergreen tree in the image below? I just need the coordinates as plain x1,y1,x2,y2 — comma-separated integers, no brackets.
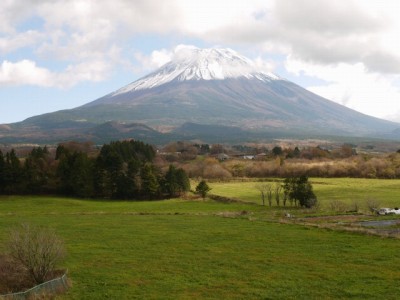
164,165,179,197
140,163,160,199
70,152,94,198
195,180,211,199
176,168,190,194
283,176,317,208
57,150,94,197
95,140,155,199
295,176,317,208
95,145,123,198
163,165,190,197
24,147,52,194
3,150,22,194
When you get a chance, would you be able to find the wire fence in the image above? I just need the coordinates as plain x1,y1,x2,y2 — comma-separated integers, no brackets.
0,273,69,299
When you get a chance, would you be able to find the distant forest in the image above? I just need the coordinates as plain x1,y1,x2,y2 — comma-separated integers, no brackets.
2,137,400,200
0,140,190,199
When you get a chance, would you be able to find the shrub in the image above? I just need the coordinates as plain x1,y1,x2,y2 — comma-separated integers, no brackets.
349,201,360,213
0,254,32,293
366,199,381,213
203,164,232,179
8,224,66,284
329,200,347,213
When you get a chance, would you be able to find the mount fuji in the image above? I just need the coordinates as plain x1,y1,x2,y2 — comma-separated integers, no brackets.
2,46,400,143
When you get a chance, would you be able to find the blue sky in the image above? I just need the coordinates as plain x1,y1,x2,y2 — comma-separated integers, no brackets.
1,0,400,124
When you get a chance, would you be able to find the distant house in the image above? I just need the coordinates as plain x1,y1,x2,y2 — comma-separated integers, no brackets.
243,155,255,160
217,153,230,161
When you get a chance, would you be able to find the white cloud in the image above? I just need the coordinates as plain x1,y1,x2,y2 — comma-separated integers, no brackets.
4,1,398,65
148,49,172,67
0,0,270,61
0,60,53,87
285,57,400,121
177,0,268,35
134,45,208,72
56,60,112,88
2,0,400,72
134,49,173,72
253,56,276,73
270,0,400,74
0,31,43,54
0,59,112,88
171,0,400,75
0,0,39,33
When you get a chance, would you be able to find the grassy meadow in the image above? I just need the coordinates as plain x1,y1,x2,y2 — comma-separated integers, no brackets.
208,178,400,209
1,178,400,299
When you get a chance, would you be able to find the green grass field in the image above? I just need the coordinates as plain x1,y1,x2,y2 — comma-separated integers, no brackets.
1,178,400,299
208,178,400,209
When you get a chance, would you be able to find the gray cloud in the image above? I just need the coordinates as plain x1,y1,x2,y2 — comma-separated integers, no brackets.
363,51,400,74
270,0,400,73
193,0,400,74
275,0,382,36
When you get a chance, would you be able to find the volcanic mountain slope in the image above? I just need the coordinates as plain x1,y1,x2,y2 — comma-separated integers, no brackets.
3,46,400,142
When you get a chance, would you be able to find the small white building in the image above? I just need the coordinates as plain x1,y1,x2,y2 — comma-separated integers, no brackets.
243,155,255,160
217,153,230,161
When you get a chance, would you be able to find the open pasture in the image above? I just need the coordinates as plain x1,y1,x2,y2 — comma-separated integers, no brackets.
1,192,400,299
208,178,400,209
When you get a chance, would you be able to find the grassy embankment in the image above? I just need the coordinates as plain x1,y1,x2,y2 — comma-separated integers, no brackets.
0,178,400,299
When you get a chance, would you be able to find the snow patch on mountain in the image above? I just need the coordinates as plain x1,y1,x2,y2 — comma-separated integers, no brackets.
112,47,280,95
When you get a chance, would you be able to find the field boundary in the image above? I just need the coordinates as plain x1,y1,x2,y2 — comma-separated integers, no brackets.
208,193,258,205
0,273,69,299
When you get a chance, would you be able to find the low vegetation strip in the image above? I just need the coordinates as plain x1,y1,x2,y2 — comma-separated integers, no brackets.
0,273,69,299
208,193,257,205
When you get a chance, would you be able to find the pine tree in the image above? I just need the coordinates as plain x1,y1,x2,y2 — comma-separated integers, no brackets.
283,176,317,208
195,180,211,199
163,165,190,197
140,163,160,199
3,150,22,194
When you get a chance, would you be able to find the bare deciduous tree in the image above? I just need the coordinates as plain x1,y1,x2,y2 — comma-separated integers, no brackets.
274,182,282,206
266,184,273,207
255,183,271,206
8,224,66,284
256,182,279,207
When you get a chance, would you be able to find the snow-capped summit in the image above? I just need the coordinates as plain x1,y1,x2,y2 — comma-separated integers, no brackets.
112,46,279,95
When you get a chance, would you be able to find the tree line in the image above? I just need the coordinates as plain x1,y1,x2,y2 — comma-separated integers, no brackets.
0,140,190,199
